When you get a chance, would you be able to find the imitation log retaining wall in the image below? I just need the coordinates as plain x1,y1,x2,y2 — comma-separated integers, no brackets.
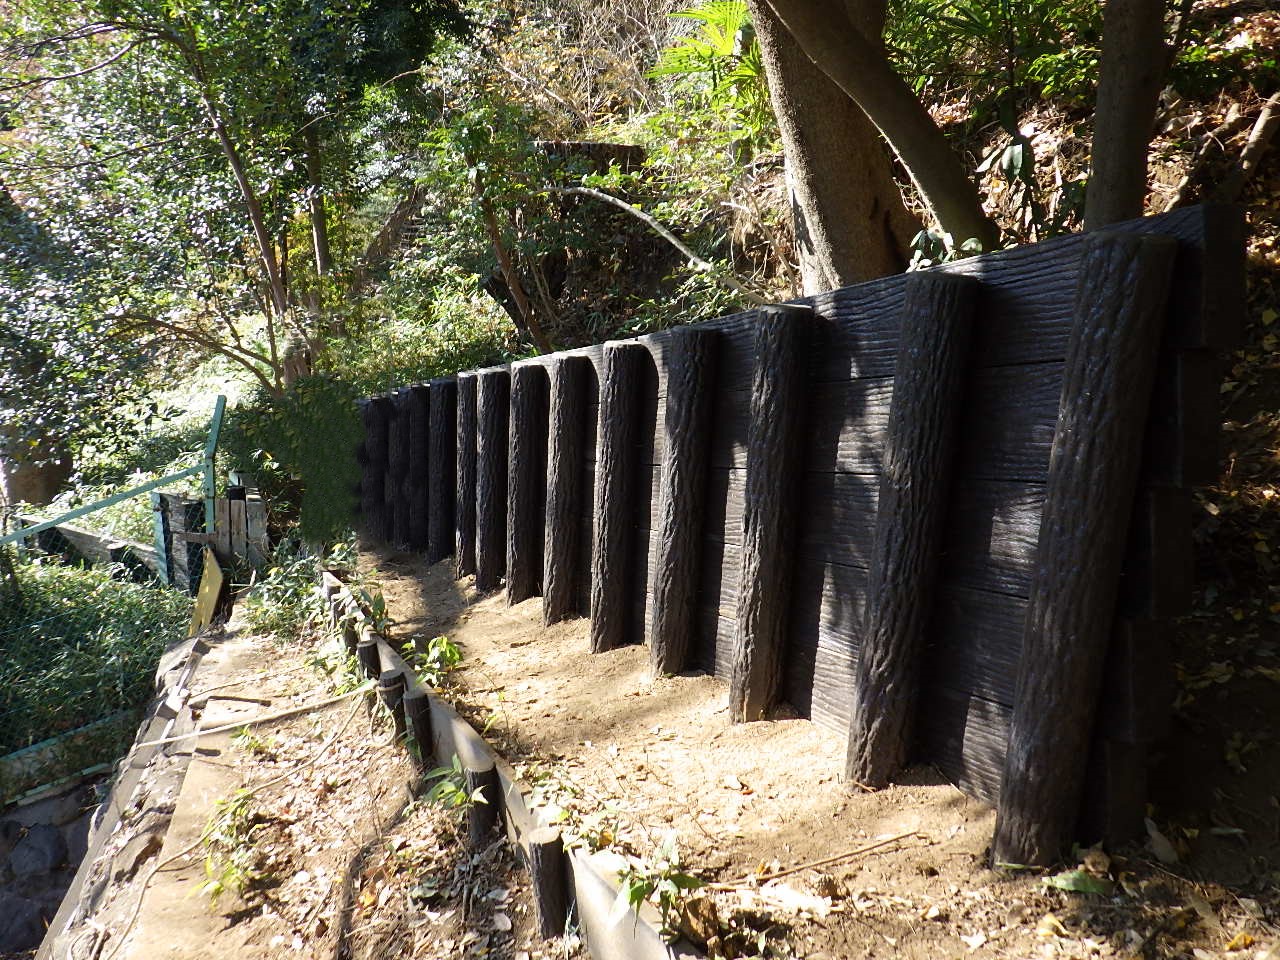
356,205,1243,865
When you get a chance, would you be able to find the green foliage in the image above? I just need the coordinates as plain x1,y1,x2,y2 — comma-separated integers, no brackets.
199,788,265,907
242,540,331,637
648,1,772,147
424,753,487,817
1169,22,1280,97
223,376,363,543
0,556,188,756
409,634,462,688
886,0,1102,113
610,835,705,941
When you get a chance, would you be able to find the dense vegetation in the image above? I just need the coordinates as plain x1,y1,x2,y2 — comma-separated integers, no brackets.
2,0,1272,543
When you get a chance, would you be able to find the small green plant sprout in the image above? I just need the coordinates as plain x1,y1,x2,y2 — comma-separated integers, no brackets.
424,754,488,817
230,726,276,757
198,789,264,907
610,834,705,941
409,634,462,688
306,641,365,694
357,587,394,634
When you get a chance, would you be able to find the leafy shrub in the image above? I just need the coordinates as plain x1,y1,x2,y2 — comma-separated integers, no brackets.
0,556,188,756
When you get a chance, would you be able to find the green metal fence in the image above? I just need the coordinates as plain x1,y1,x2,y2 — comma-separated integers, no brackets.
0,396,225,801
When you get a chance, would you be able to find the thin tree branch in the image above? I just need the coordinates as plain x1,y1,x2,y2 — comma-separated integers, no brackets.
551,186,771,304
0,39,144,93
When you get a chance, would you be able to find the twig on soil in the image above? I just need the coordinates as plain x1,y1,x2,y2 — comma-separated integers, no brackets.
707,830,924,890
133,683,374,749
98,689,372,960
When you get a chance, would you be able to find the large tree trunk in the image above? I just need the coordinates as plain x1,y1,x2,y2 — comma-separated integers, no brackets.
764,0,998,251
1084,0,1171,228
749,0,917,291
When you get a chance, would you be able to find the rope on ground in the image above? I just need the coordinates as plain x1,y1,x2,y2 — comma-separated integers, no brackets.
707,830,925,890
97,686,373,960
133,682,373,749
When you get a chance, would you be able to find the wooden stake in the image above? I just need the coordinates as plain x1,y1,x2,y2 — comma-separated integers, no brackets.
847,273,978,787
992,233,1177,867
730,306,811,720
650,328,719,675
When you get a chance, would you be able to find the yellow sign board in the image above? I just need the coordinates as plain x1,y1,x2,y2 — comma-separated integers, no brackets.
188,547,225,636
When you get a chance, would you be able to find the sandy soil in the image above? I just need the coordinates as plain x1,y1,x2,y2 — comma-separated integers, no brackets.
363,547,1280,960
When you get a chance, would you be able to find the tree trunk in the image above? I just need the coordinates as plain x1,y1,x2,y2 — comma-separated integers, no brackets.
0,438,72,508
764,0,998,251
749,0,917,291
1084,0,1171,228
303,125,334,278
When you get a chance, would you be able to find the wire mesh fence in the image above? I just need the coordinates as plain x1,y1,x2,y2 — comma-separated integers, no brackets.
0,504,194,800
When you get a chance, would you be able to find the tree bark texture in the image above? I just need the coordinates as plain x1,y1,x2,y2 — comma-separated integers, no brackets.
1084,0,1171,228
386,389,412,548
465,760,501,848
528,826,571,939
846,273,979,787
404,688,434,771
763,0,998,250
590,342,652,653
406,384,431,552
748,0,916,292
730,306,812,720
475,370,511,593
543,355,593,625
507,364,550,605
429,379,458,564
992,232,1177,867
455,374,478,578
361,397,393,543
650,329,720,675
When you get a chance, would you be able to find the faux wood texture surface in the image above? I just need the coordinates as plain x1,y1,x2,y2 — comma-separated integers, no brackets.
429,379,457,564
589,343,653,653
544,356,592,624
407,384,430,551
475,370,511,593
388,206,1235,837
507,365,550,605
848,274,978,787
650,329,719,674
731,306,811,720
455,374,478,576
993,232,1177,867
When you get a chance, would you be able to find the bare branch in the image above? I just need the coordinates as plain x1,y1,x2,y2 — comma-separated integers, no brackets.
0,39,144,93
551,185,771,305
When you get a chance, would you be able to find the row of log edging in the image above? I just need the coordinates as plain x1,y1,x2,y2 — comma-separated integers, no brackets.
318,572,700,959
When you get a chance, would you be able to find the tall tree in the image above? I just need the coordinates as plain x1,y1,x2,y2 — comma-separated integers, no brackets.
762,0,1000,252
748,0,918,291
1084,0,1171,228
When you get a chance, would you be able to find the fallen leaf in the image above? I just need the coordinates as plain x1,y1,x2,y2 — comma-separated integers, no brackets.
1145,817,1180,864
1044,869,1115,895
492,913,512,932
1225,931,1255,951
960,932,987,950
1036,913,1068,938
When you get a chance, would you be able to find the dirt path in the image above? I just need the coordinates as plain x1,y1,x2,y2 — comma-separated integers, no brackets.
363,546,1280,960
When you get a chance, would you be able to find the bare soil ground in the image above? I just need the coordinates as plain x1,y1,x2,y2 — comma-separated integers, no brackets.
363,547,1280,960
